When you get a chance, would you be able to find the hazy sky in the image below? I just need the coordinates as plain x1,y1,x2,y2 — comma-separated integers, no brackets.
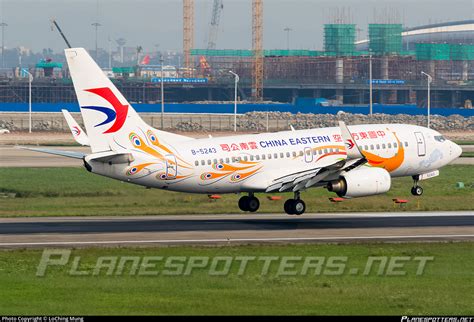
1,0,473,53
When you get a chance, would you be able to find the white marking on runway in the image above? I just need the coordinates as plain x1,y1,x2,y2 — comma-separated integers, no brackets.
1,234,473,247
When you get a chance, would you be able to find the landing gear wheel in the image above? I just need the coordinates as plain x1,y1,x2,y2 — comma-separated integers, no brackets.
284,199,295,215
284,198,306,215
238,196,250,211
411,186,423,196
292,199,306,216
247,196,260,212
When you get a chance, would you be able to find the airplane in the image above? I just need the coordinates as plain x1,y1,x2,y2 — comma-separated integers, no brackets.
25,48,462,215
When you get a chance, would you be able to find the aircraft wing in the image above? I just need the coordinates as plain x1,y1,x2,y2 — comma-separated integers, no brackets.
265,121,367,193
61,109,90,146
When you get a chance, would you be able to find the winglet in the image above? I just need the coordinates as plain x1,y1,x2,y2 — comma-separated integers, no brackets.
339,121,364,160
62,109,90,146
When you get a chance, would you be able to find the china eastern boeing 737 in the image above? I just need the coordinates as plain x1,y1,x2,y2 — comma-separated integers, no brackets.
26,48,462,215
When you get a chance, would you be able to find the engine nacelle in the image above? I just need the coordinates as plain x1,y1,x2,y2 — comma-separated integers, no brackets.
327,167,391,198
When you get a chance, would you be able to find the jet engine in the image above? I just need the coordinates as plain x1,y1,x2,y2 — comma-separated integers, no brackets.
327,167,391,198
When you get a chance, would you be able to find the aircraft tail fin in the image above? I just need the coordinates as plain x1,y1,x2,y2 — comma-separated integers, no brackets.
61,109,90,146
65,48,192,154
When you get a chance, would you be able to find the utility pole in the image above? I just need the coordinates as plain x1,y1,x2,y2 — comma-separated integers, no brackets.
284,27,292,50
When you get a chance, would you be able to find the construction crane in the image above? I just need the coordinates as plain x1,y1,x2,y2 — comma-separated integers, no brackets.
183,0,195,77
252,0,263,101
50,19,72,49
207,0,224,50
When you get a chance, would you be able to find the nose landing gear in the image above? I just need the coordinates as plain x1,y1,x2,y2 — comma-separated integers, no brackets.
411,175,424,196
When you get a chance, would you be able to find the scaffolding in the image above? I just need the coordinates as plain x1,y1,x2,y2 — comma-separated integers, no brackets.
183,0,195,77
368,24,402,55
252,0,263,101
324,24,356,56
416,43,451,61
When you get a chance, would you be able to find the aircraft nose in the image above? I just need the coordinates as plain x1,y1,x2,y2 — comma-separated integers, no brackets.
451,142,462,159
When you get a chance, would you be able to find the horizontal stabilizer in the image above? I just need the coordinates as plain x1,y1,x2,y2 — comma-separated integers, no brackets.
17,146,86,159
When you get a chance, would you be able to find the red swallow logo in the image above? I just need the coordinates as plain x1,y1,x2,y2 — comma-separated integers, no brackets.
81,87,129,134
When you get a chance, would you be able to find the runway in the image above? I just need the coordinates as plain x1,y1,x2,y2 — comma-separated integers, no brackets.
0,212,473,248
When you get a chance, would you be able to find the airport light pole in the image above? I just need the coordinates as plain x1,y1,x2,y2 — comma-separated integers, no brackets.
229,70,239,132
1,22,7,68
22,69,33,133
160,54,165,129
421,71,432,128
91,22,101,61
369,52,373,116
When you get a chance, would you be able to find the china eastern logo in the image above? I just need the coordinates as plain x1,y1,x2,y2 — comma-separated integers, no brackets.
81,87,129,134
345,139,355,150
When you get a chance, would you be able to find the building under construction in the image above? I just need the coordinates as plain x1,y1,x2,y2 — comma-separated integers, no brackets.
0,18,473,109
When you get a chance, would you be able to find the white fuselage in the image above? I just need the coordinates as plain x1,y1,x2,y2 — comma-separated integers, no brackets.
87,123,461,194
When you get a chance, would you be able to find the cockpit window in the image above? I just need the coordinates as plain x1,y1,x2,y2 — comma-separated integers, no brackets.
434,135,446,142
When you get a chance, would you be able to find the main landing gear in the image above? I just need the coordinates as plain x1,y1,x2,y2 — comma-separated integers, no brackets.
284,191,306,216
238,193,260,212
411,175,424,196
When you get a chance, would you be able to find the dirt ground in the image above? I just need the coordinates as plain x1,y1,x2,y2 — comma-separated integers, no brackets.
1,129,474,146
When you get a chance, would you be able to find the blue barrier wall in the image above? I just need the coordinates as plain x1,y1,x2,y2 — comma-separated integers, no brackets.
1,102,473,117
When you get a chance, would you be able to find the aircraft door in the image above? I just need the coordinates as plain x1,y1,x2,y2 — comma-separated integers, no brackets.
414,132,426,157
165,154,177,179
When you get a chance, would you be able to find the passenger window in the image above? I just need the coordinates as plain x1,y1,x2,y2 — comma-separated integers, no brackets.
256,155,260,161
336,148,339,153
382,144,386,149
280,153,284,158
312,150,317,155
213,159,218,164
286,152,290,158
364,145,368,150
370,145,374,150
201,160,205,166
262,154,266,160
195,161,199,166
376,144,380,150
293,152,297,157
225,158,230,163
388,143,392,149
243,156,248,161
268,154,272,159
299,151,303,156
394,143,398,148
208,160,212,165
274,153,278,159
219,158,224,163
405,142,408,147
250,155,254,161
324,149,328,154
